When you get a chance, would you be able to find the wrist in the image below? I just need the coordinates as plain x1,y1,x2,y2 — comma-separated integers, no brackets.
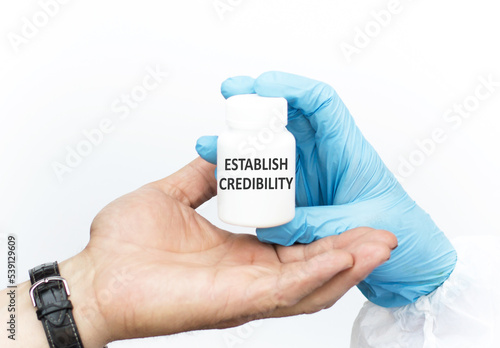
1,252,109,348
58,252,111,348
1,281,48,348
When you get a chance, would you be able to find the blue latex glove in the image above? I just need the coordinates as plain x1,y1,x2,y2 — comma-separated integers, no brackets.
196,72,457,308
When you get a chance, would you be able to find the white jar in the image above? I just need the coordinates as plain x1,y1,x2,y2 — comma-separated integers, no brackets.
217,94,296,228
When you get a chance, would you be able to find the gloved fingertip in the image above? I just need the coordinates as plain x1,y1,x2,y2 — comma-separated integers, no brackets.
195,135,218,165
221,76,256,99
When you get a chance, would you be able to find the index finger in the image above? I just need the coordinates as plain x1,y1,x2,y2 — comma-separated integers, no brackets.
254,71,353,140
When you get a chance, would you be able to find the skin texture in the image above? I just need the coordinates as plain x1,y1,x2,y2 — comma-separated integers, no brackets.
1,157,396,348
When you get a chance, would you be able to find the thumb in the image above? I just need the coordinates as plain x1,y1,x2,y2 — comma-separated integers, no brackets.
257,203,375,246
196,135,218,165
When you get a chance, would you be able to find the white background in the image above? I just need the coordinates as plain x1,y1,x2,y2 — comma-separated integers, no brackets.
1,0,499,347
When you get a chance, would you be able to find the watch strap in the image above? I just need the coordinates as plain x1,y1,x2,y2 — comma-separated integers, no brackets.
29,262,84,348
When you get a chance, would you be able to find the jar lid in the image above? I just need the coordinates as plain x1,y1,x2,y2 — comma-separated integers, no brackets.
226,94,288,129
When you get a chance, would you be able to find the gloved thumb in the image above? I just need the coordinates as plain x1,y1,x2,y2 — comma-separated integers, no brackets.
257,202,377,246
196,135,218,165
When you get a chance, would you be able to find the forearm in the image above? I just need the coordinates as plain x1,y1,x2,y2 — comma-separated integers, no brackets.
0,253,109,348
1,280,48,348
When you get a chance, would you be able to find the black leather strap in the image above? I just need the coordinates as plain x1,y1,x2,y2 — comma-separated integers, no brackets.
29,262,84,348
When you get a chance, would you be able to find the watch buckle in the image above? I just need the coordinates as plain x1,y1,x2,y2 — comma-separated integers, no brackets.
29,276,71,307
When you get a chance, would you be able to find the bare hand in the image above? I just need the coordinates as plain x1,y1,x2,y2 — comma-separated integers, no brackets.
60,157,396,346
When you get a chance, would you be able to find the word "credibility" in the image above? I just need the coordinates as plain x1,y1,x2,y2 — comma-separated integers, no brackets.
219,157,294,191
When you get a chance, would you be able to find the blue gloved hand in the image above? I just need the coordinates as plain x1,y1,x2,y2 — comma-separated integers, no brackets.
196,71,457,308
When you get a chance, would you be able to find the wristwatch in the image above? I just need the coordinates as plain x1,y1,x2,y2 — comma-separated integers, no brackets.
29,262,84,348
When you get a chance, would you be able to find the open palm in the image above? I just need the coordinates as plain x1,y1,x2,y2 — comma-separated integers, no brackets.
77,157,396,344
